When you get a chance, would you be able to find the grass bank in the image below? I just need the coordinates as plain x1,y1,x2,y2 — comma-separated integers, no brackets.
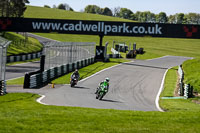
3,32,42,56
182,58,200,93
160,67,200,112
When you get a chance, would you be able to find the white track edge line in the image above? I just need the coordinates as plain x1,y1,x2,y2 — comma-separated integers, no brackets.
36,94,49,105
155,68,169,112
79,61,134,82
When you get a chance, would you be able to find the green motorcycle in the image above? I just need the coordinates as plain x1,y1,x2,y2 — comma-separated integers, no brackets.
96,82,108,100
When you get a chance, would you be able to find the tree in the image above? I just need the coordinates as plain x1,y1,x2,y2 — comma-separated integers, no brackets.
84,5,101,14
57,3,66,10
168,15,176,23
101,7,112,16
157,12,168,23
139,11,156,22
64,3,73,11
0,0,30,17
44,5,51,8
176,13,185,24
130,13,136,20
53,5,57,8
134,11,141,21
132,11,156,22
57,3,73,11
119,8,133,19
185,13,200,24
112,7,121,17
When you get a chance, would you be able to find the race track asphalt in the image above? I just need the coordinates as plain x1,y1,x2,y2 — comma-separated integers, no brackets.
39,56,192,111
6,61,40,80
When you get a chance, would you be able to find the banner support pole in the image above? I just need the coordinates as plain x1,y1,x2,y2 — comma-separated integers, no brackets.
99,35,104,46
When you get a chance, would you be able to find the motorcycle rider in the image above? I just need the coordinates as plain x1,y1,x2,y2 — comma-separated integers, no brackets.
71,69,80,81
95,77,110,94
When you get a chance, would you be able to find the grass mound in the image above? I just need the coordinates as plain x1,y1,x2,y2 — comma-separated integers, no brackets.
25,6,133,22
182,58,200,93
3,32,42,56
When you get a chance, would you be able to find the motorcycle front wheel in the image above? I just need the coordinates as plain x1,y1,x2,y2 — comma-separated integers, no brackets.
99,92,105,100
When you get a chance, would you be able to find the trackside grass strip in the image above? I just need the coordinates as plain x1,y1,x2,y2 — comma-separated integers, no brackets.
159,67,200,112
0,92,200,132
3,66,200,132
4,32,42,56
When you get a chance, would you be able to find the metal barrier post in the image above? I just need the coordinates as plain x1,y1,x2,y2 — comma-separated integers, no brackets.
0,37,11,95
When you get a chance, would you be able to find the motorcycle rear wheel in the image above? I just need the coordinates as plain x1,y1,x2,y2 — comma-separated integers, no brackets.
99,92,104,100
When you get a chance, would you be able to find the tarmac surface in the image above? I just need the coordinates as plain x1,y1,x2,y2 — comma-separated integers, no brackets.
6,61,40,80
7,55,192,111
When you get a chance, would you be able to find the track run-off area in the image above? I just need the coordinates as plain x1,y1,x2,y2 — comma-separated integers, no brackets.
8,55,192,111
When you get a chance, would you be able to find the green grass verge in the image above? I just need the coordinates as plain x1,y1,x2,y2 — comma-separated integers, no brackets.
1,89,200,132
160,67,200,112
25,6,134,22
182,58,200,93
3,32,42,56
160,67,178,97
6,77,24,85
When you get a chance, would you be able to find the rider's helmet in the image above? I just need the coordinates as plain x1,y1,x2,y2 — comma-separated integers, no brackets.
75,69,78,74
105,77,110,82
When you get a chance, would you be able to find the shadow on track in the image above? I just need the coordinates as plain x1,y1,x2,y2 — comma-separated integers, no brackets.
100,99,122,103
121,62,169,70
73,86,90,89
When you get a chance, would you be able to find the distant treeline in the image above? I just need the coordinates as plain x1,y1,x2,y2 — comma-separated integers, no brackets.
47,3,200,25
0,0,30,17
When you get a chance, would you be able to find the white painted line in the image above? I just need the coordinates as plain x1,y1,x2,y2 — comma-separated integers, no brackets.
36,94,49,105
80,61,134,82
155,69,169,112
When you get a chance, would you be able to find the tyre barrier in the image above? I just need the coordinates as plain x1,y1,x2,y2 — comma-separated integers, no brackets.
108,54,122,58
178,65,193,98
24,57,95,89
109,48,122,58
7,51,42,63
0,80,6,96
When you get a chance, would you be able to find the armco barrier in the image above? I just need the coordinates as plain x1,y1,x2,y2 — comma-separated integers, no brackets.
7,51,42,63
24,57,95,88
178,65,193,98
178,65,184,96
